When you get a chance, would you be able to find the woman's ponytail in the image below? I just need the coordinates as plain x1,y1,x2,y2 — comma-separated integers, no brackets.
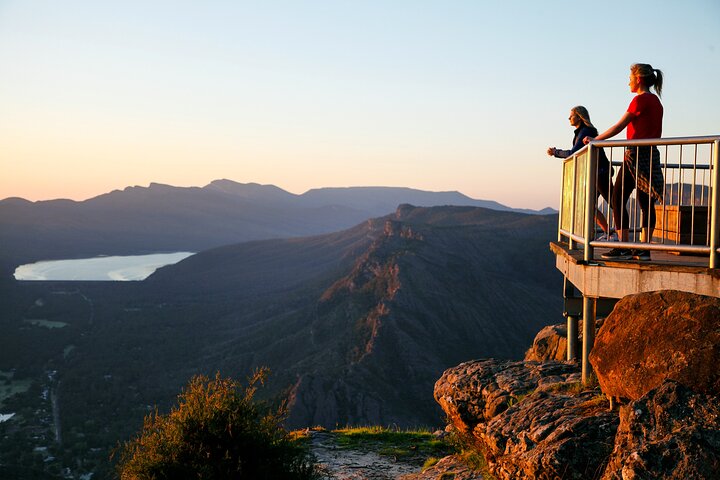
653,68,663,98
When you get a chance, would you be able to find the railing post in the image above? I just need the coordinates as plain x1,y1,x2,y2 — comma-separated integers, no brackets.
710,140,720,268
569,155,577,250
558,159,566,243
584,145,598,262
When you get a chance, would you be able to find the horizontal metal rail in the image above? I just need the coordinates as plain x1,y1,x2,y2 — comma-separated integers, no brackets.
558,135,720,269
609,161,711,170
584,135,720,149
559,228,717,254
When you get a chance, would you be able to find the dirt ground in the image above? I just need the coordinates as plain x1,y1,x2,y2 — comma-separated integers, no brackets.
310,430,426,480
309,431,484,480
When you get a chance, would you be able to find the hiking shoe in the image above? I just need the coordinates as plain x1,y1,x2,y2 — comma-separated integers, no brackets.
601,248,632,259
632,249,651,261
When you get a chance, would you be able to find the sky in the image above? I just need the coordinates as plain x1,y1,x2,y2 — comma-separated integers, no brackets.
1,1,719,209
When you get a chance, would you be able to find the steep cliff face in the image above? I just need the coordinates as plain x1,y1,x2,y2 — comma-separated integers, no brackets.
434,291,720,480
281,205,562,428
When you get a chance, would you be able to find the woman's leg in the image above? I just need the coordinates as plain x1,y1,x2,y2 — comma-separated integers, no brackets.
596,171,612,234
595,209,609,234
611,162,634,242
636,188,656,242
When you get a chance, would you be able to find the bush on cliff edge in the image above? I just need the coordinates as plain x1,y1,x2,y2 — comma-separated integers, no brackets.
116,369,317,480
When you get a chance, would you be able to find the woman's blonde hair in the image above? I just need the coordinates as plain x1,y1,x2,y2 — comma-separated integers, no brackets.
571,106,594,129
631,63,664,97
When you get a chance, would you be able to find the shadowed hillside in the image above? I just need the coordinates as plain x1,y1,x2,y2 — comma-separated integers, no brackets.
0,205,561,477
144,204,561,427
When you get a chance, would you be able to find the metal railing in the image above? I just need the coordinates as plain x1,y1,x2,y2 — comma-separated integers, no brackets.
558,135,720,268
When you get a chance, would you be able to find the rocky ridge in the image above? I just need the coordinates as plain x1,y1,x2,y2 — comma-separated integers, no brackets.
433,290,720,480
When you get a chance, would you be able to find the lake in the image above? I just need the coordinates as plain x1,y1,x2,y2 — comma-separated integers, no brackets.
13,252,195,281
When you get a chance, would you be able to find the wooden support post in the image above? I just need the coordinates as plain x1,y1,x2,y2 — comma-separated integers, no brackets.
582,295,596,385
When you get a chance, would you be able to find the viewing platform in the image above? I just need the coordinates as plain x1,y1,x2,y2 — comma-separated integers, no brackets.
550,135,720,383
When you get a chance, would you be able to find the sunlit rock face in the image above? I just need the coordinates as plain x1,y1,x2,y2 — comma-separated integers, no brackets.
601,380,720,480
434,359,617,480
434,290,720,480
590,290,720,402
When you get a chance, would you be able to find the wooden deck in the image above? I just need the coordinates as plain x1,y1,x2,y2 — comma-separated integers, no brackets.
550,241,720,299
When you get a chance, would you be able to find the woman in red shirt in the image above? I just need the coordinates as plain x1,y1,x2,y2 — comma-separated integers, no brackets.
584,63,664,260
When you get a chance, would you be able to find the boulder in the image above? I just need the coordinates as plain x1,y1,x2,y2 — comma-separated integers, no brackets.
601,380,720,479
524,323,568,362
589,290,720,401
524,318,604,363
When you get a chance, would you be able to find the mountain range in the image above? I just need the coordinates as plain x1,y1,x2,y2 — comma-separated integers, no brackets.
0,180,554,272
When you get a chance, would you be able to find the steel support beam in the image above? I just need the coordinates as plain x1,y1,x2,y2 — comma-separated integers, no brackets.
582,295,596,384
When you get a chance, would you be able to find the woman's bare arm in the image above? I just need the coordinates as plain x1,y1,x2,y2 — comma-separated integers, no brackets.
584,112,634,143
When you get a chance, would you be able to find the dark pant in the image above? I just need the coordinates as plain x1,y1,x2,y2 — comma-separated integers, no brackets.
611,154,656,232
597,163,612,205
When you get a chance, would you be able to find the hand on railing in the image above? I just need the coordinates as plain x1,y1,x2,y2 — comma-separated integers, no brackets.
583,136,595,145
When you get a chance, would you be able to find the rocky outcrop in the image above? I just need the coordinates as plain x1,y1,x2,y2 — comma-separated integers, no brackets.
476,387,617,480
435,291,720,480
435,359,617,479
590,290,720,402
435,360,580,433
601,380,720,479
399,455,483,480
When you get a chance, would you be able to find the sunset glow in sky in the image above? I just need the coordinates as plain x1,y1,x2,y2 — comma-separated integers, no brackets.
1,1,719,209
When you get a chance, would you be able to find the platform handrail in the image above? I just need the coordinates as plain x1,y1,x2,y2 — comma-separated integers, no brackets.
558,135,720,269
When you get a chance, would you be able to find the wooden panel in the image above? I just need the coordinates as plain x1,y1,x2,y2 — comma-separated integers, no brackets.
653,205,708,244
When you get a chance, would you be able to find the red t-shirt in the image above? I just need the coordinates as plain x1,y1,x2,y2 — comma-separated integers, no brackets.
627,92,663,139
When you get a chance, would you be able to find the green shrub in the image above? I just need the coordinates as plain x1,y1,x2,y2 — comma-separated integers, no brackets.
116,368,317,480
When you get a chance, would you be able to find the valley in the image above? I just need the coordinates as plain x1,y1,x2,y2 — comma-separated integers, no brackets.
0,201,561,478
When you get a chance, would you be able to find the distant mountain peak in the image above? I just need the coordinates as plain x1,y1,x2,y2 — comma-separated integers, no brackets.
204,179,298,200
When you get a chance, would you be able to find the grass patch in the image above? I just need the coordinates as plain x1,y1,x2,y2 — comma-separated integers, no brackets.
507,389,534,407
580,393,609,409
333,426,452,460
545,381,585,396
456,448,489,472
444,428,497,480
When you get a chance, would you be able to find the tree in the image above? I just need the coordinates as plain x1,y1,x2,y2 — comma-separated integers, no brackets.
116,369,317,479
